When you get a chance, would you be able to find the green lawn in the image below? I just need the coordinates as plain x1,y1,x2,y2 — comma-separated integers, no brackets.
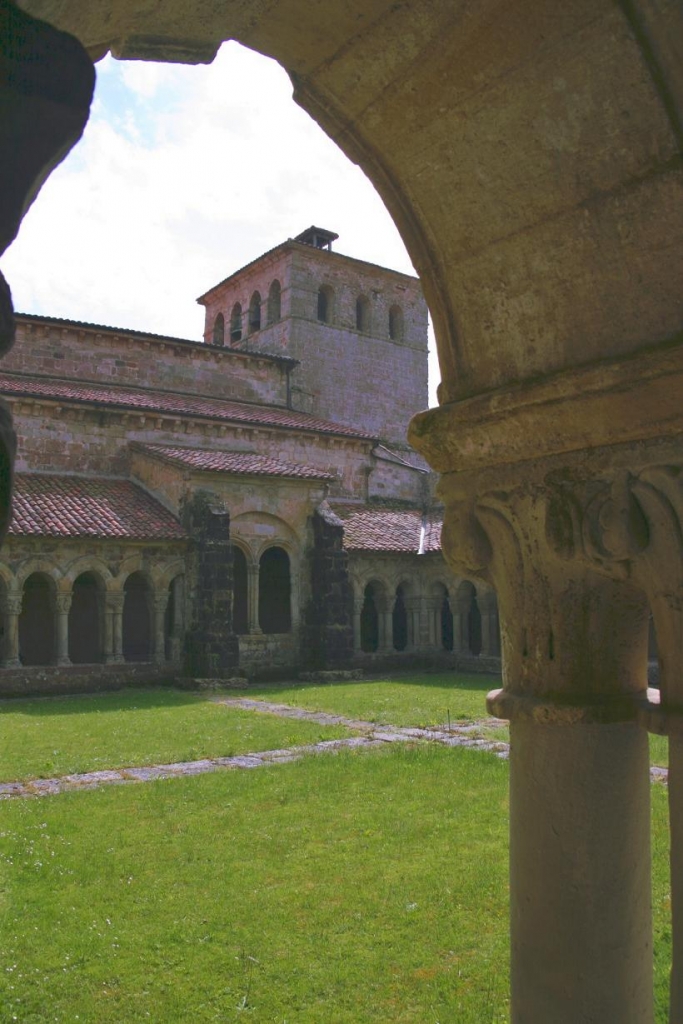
243,672,499,728
0,743,672,1023
0,689,351,782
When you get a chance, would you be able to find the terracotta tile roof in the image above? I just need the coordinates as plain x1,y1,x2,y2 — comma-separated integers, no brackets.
16,313,296,366
423,510,443,553
331,501,443,553
134,443,334,480
0,372,375,440
9,474,185,540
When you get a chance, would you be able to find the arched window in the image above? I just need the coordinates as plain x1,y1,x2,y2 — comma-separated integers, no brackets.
392,583,408,651
122,572,152,662
317,285,333,323
68,572,103,663
230,303,242,344
356,294,370,332
360,583,380,652
267,280,281,324
212,312,225,347
18,572,55,665
258,547,291,634
232,545,249,635
248,291,261,334
388,304,403,341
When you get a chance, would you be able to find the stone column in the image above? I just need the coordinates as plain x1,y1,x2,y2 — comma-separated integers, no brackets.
107,595,124,664
426,599,439,648
152,592,168,665
248,563,261,634
453,598,468,653
352,605,362,652
55,593,71,666
3,595,21,667
414,458,658,1024
381,607,393,652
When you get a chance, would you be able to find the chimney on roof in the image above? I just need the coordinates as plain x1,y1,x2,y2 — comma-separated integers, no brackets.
294,226,339,251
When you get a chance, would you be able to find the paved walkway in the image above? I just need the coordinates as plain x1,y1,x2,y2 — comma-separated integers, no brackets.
0,697,667,799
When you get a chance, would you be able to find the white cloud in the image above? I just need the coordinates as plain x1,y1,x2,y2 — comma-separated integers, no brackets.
1,42,439,403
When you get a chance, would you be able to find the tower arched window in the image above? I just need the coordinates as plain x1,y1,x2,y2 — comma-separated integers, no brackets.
248,291,262,334
230,303,243,344
317,285,334,323
212,312,225,347
356,294,370,333
267,280,281,324
388,304,403,341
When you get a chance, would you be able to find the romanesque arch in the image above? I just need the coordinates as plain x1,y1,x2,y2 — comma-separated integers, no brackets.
68,570,105,663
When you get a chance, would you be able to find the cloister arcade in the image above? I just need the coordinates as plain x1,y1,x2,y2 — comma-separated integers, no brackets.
3,0,682,1020
353,569,500,661
0,557,185,669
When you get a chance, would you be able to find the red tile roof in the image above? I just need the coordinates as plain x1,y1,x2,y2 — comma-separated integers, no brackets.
0,372,375,441
9,474,186,540
330,501,443,553
134,443,334,480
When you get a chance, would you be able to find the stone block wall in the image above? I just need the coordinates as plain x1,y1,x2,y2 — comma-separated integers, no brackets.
11,318,290,406
183,491,238,677
301,505,354,670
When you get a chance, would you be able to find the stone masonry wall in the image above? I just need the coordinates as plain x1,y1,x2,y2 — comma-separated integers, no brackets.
301,505,354,670
183,491,238,677
10,318,289,406
11,402,374,498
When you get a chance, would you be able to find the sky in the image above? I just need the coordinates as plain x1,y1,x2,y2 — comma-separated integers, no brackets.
1,41,439,406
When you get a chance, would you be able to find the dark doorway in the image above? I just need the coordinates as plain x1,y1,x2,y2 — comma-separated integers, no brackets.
69,572,102,663
258,547,291,634
19,573,55,665
122,572,152,662
392,584,408,651
360,583,379,652
468,591,482,656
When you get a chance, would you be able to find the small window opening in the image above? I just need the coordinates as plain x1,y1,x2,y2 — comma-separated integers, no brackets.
248,291,262,334
230,303,242,344
267,280,281,324
317,285,333,323
212,312,225,347
388,304,403,341
356,294,370,332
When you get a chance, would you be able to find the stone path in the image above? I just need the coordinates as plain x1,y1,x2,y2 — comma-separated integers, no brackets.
0,697,667,799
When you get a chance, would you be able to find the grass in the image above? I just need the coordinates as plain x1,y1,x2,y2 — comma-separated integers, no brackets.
0,743,672,1023
0,745,511,1023
0,689,351,782
243,672,499,728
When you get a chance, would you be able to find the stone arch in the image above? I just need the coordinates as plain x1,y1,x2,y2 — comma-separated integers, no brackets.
258,545,291,634
62,555,114,590
15,556,62,593
212,311,225,346
68,569,106,663
267,279,281,323
355,293,370,333
388,303,403,341
18,571,57,666
248,290,261,334
230,302,242,344
317,284,334,324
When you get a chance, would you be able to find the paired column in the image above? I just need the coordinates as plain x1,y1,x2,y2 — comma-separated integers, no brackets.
3,595,21,667
105,594,124,664
55,593,72,666
247,563,261,634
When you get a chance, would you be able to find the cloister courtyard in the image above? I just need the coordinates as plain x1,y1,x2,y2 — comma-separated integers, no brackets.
0,673,672,1022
